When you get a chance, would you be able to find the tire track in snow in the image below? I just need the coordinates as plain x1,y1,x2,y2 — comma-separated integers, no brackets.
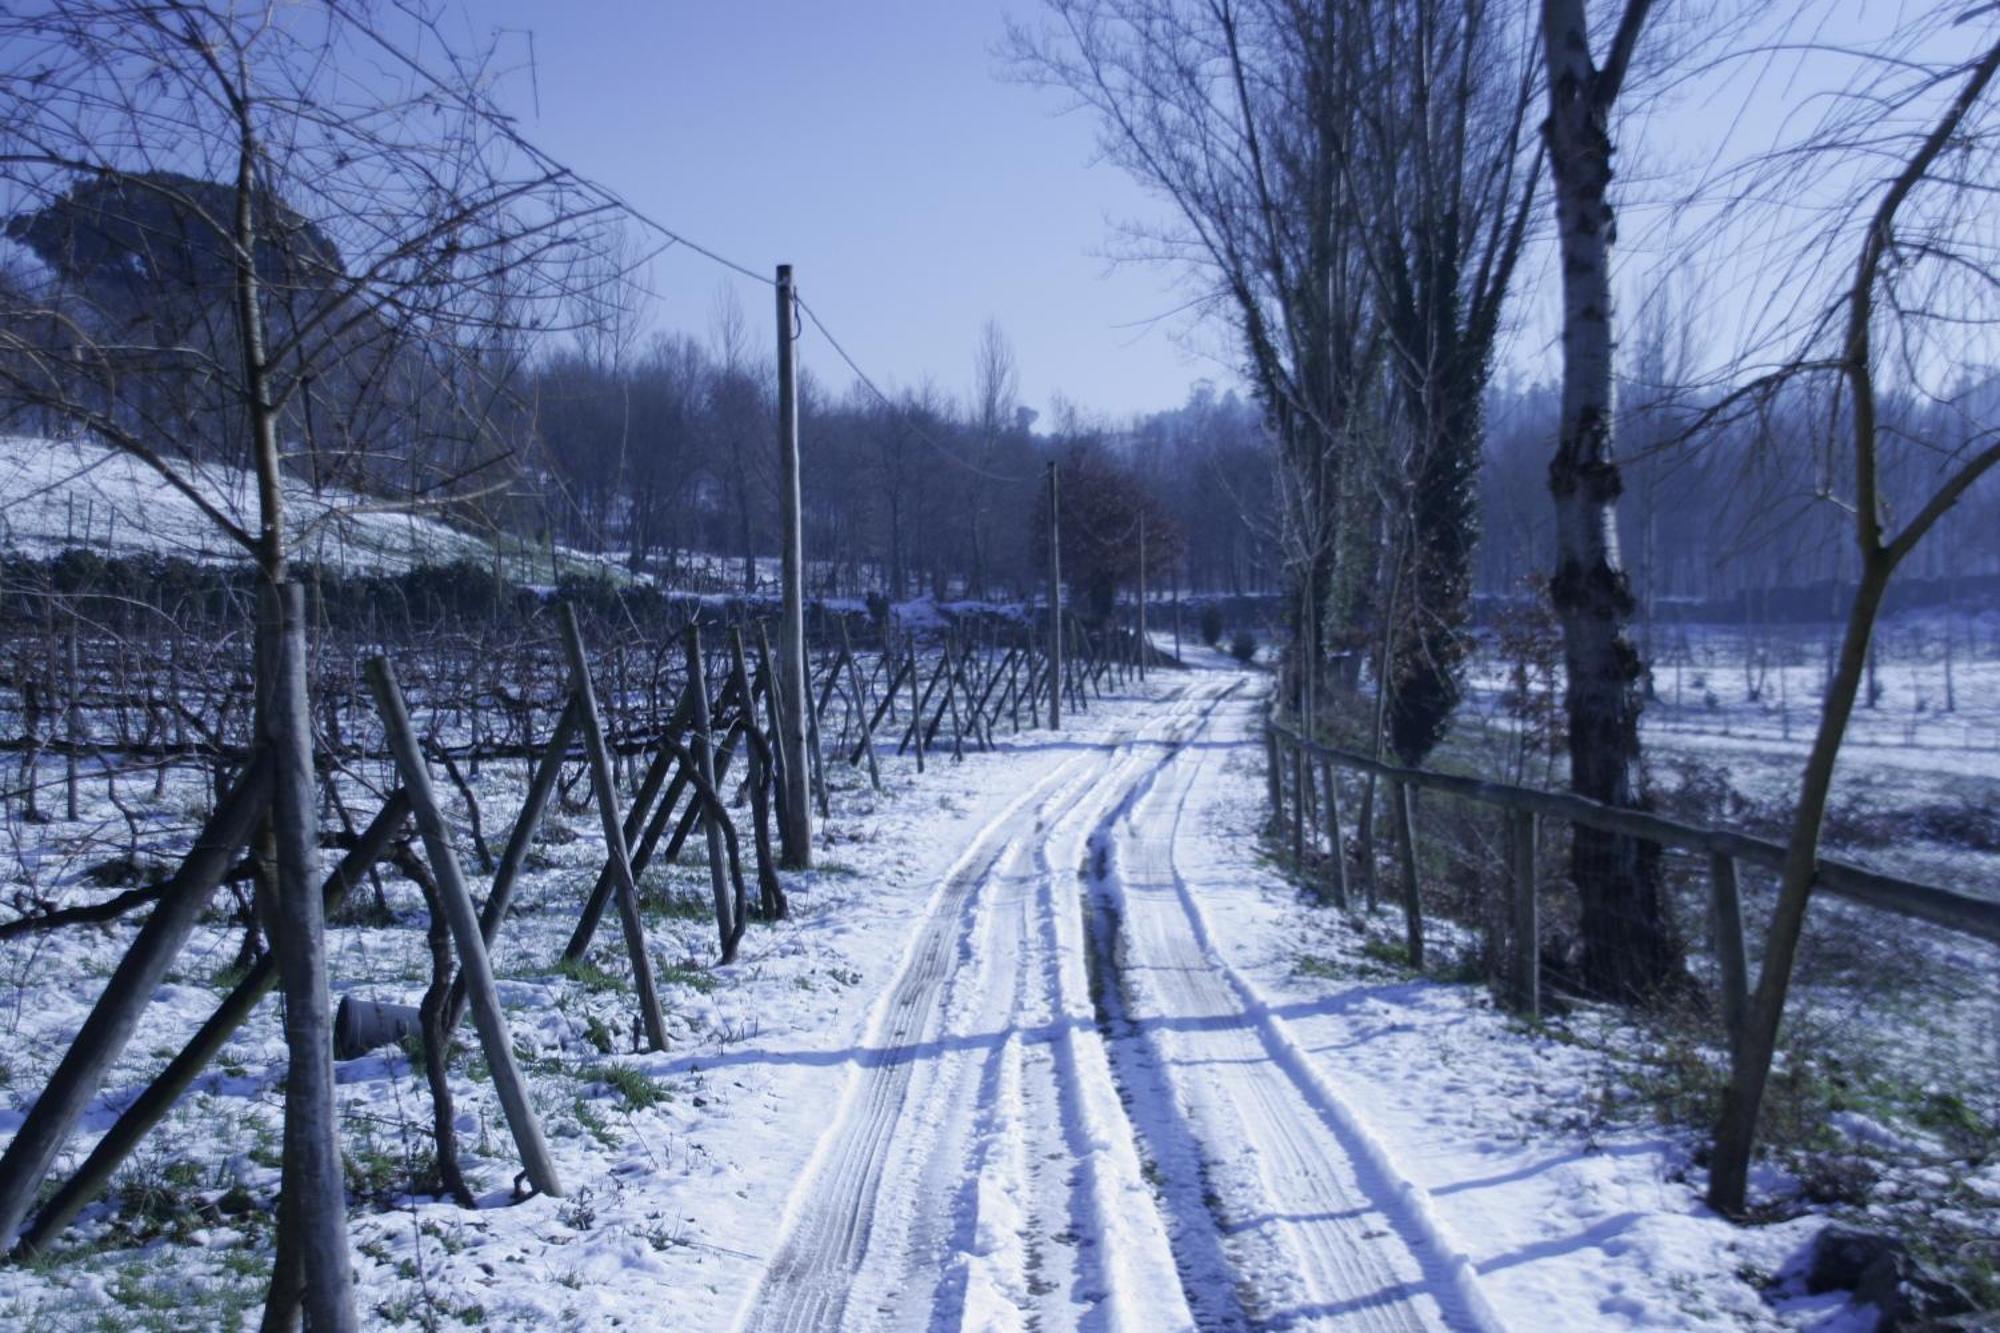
1092,682,1501,1332
739,687,1207,1333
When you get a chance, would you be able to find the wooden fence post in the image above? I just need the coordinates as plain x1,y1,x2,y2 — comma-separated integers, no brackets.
366,655,565,1197
1510,810,1539,1017
1265,725,1283,829
1319,756,1349,910
1358,778,1380,911
841,619,881,790
1709,852,1749,1052
1392,780,1424,967
1290,740,1306,869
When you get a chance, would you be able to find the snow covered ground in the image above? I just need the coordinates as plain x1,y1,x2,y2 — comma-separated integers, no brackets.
0,433,614,580
1460,612,2000,898
0,652,1875,1330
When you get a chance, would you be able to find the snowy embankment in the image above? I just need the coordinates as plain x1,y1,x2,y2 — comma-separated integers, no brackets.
0,433,606,579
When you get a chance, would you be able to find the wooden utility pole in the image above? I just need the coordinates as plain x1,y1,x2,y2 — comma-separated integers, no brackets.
1047,461,1062,730
775,264,812,867
1137,512,1147,682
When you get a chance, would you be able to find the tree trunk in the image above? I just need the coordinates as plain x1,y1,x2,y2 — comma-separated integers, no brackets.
1540,0,1675,1001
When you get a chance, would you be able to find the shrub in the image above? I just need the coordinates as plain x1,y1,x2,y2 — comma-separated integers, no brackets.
1200,604,1223,646
1229,630,1257,664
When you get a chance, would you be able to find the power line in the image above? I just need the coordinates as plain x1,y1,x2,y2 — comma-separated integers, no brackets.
795,294,1039,486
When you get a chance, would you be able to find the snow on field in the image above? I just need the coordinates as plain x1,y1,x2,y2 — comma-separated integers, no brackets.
0,652,1872,1330
1460,613,2000,898
0,433,608,579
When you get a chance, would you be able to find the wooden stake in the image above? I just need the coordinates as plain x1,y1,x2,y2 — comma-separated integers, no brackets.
366,655,565,1195
448,696,581,1031
842,619,881,789
0,750,270,1250
687,623,734,950
555,609,669,1052
1510,810,1539,1017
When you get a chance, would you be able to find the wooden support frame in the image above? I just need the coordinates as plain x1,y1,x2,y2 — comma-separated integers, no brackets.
366,655,565,1197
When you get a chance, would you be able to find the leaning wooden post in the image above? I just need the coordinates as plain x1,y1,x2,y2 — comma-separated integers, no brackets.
908,647,925,774
1709,851,1748,1052
365,655,565,1196
557,608,670,1051
687,623,735,949
1391,780,1425,967
841,619,881,790
0,750,270,1251
1509,809,1539,1017
444,696,582,1032
19,792,411,1257
730,628,786,919
1319,755,1349,910
774,264,813,867
1047,460,1062,730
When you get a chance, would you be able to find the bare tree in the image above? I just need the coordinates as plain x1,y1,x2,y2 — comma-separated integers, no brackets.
0,2,608,1322
968,317,1019,598
1013,0,1377,737
1707,25,2000,1217
1341,0,1542,763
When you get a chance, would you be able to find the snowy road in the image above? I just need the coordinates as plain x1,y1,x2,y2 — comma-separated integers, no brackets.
739,672,1489,1333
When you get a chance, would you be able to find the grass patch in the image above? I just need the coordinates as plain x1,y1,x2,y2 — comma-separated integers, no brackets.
590,1062,665,1110
658,961,717,994
552,956,628,994
1292,952,1345,982
644,891,714,924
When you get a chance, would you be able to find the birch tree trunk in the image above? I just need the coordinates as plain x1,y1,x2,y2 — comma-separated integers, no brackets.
1539,0,1676,1000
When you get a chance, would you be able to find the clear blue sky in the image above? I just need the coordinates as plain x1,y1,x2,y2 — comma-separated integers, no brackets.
467,3,1979,420
473,1,1214,422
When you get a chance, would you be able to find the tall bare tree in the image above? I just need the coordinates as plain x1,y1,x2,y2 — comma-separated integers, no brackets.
1707,25,2000,1217
0,3,609,1322
968,317,1020,598
1342,0,1542,763
1013,0,1377,735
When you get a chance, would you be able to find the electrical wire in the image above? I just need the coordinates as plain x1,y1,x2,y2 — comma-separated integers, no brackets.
795,294,1041,487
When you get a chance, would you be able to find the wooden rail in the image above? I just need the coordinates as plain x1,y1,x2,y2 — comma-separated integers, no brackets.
1268,718,2000,947
1266,713,2000,1028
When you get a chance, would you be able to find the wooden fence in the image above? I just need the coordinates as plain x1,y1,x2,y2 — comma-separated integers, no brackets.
1264,712,2000,1029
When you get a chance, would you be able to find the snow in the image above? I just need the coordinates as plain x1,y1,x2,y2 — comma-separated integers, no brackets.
0,433,619,580
0,649,1879,1329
